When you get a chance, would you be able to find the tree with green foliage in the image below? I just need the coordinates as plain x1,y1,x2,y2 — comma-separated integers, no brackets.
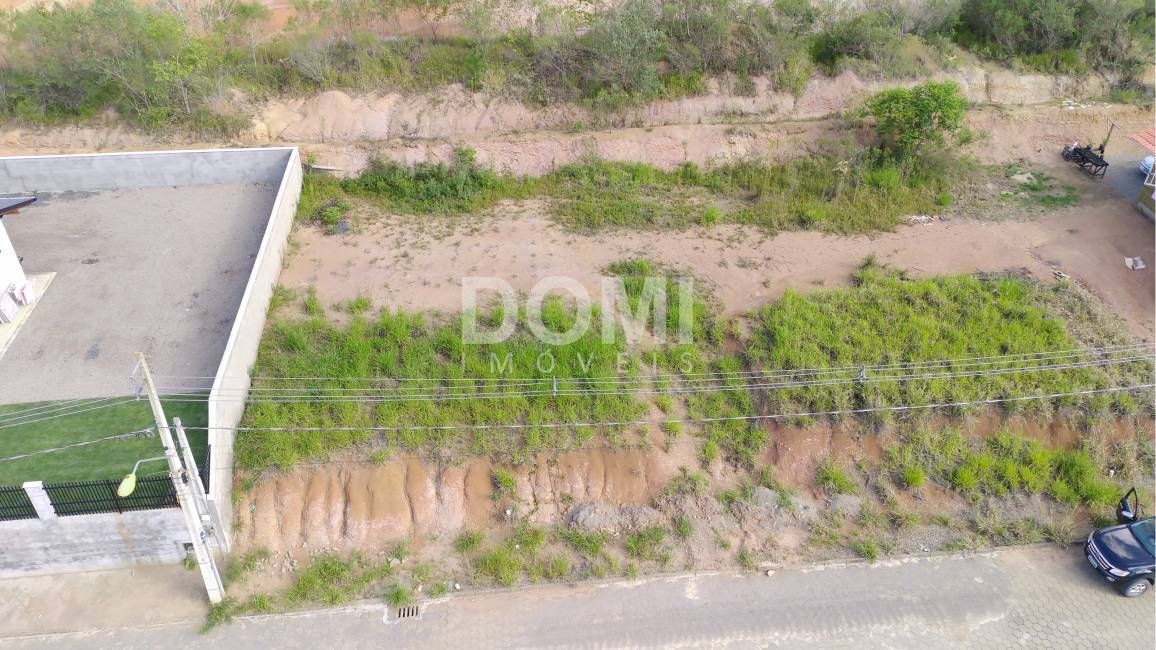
956,0,1153,76
865,81,968,158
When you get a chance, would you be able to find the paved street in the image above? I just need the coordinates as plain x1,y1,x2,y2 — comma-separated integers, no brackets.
2,545,1152,649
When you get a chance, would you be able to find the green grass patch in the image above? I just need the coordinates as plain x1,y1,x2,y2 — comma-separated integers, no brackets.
816,458,857,495
237,297,646,473
745,260,1150,424
298,145,969,237
223,547,271,585
557,528,610,557
284,553,393,607
886,428,1126,507
624,526,670,564
474,545,524,587
0,398,208,486
453,530,483,554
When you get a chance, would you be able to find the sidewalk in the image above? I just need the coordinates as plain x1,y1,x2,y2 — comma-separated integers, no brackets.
0,565,206,639
2,546,1153,648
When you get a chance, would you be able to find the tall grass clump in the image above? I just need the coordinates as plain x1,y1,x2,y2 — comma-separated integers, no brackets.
284,554,392,607
542,148,965,234
886,429,1127,507
340,148,534,214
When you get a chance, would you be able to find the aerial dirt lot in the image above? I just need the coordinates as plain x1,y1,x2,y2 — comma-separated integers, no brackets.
284,182,1154,341
3,66,1150,603
228,97,1155,594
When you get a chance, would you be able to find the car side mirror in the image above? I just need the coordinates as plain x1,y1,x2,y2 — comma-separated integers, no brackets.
1117,487,1139,525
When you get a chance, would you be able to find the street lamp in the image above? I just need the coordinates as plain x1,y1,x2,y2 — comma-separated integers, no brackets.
117,456,167,497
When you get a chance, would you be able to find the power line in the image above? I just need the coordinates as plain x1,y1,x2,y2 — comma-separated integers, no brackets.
17,383,1153,470
153,344,1153,386
0,428,154,463
0,398,142,431
170,344,1152,394
181,383,1155,435
153,355,1150,404
0,395,127,425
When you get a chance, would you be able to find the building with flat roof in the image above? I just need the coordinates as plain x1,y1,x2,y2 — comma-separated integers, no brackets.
0,148,301,575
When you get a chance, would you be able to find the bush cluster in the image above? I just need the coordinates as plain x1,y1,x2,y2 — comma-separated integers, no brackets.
2,0,1149,132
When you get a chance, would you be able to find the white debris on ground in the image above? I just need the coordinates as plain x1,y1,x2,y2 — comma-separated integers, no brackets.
904,214,941,225
1124,256,1146,270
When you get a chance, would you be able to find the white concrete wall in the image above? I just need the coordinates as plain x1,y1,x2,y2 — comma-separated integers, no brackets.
207,149,302,549
0,148,292,192
0,220,26,295
0,509,188,578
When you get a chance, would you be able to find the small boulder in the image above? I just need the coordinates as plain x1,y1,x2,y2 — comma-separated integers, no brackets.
565,503,621,534
829,494,863,518
619,505,664,532
753,486,780,510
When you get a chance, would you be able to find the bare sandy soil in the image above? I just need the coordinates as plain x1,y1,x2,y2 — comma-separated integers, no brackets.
1,71,1148,178
283,175,1155,341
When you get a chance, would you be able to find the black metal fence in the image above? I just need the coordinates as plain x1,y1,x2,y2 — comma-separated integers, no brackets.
1,446,211,520
199,444,211,493
43,475,178,516
0,485,36,521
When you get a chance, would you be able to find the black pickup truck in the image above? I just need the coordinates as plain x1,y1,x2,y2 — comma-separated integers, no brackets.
1085,489,1155,598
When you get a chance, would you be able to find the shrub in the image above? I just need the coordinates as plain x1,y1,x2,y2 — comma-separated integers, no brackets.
865,82,969,158
341,148,529,214
810,11,903,73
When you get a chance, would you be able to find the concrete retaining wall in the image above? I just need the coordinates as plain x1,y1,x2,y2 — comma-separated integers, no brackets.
207,148,302,549
0,148,293,193
0,509,188,578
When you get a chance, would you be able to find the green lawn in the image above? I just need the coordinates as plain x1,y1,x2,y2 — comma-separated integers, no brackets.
0,398,207,486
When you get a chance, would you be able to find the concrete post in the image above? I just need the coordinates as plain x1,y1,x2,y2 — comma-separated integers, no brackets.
21,481,56,520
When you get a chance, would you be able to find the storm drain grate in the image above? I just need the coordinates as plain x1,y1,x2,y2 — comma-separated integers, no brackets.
395,605,421,620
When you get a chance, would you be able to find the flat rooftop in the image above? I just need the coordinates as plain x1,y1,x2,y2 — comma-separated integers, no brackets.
0,185,275,403
0,149,296,405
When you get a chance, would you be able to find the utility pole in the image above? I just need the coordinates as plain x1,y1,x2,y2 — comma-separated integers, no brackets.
135,352,225,604
173,416,225,551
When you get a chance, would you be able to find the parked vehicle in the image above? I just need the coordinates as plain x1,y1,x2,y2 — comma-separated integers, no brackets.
1085,488,1155,597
